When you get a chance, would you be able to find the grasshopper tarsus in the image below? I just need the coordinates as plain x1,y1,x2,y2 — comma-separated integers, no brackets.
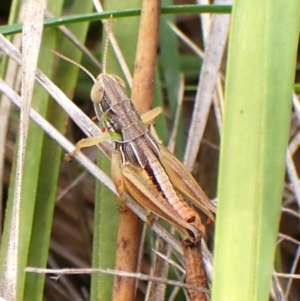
64,145,81,162
64,153,73,162
117,202,128,213
146,214,155,227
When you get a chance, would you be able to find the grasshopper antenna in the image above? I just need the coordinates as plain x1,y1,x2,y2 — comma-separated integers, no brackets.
51,50,97,83
102,14,113,74
52,15,113,80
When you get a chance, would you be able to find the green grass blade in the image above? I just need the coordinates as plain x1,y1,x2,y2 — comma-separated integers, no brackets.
91,154,119,301
212,1,300,300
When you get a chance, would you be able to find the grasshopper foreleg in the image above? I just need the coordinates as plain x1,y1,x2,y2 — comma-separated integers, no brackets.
140,107,163,125
65,133,109,161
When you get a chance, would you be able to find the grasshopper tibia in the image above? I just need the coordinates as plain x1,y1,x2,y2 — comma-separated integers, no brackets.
65,133,109,161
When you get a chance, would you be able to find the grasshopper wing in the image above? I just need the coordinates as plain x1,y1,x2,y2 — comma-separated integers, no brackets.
120,162,204,243
158,144,216,221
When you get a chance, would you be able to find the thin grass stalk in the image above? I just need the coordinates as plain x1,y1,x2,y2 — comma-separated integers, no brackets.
183,0,230,172
159,0,184,158
130,2,164,300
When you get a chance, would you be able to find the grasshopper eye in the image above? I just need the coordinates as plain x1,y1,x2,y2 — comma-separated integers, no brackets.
111,74,126,89
91,81,104,104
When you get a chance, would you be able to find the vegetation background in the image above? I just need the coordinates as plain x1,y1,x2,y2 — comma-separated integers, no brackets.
0,0,299,300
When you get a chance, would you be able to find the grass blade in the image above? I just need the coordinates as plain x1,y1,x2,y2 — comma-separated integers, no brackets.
212,1,300,300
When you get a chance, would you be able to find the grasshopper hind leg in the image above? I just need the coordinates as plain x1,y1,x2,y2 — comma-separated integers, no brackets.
111,150,129,212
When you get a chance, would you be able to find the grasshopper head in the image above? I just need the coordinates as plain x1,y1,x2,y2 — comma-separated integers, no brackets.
90,73,126,106
90,73,127,142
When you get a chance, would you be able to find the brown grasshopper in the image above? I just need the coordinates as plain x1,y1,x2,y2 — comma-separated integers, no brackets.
59,32,216,245
65,68,216,243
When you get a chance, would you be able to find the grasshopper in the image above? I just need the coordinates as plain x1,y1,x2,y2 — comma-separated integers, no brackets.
60,35,216,246
64,66,216,240
64,67,216,243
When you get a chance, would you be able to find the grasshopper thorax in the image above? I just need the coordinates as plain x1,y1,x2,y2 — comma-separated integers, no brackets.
91,73,148,144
